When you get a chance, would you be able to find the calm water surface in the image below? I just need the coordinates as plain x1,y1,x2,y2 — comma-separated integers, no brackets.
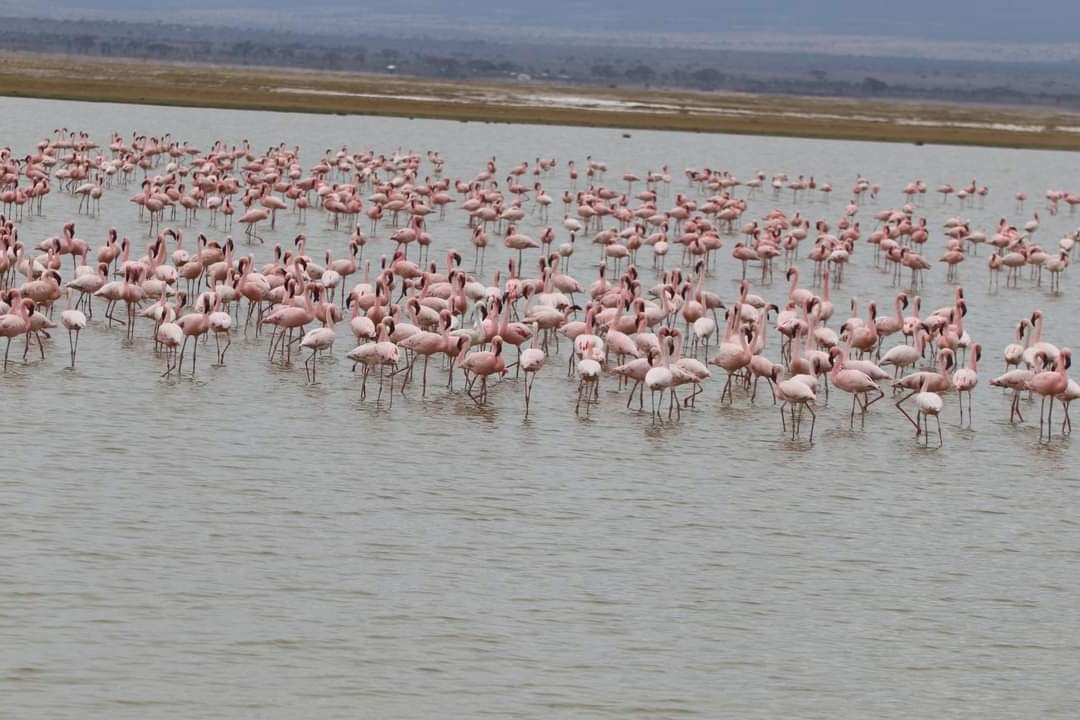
1,96,1078,719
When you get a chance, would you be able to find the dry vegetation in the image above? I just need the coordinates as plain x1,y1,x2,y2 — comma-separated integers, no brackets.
2,52,1080,151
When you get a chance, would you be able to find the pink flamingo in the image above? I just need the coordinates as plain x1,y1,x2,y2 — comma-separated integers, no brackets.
842,301,878,359
65,261,108,317
879,328,929,379
259,186,288,229
208,293,233,365
261,279,315,364
347,320,400,405
238,206,269,244
119,266,145,340
398,312,449,397
1056,378,1080,434
222,197,235,231
60,288,87,369
668,326,711,408
459,334,507,406
776,370,818,441
644,328,676,421
829,346,885,429
913,375,945,445
952,343,981,424
1030,348,1072,441
520,325,546,418
612,346,658,411
894,348,955,431
495,293,535,375
156,316,184,377
176,293,212,376
710,318,752,405
989,368,1035,423
0,292,31,370
299,296,337,383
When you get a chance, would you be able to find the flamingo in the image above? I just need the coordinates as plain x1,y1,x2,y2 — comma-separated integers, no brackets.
299,296,337,383
829,346,884,429
176,292,212,376
952,343,981,424
894,348,955,431
262,278,316,364
710,321,753,405
459,335,507,406
989,368,1035,423
668,327,710,408
397,313,450,397
776,371,818,441
60,288,87,369
206,293,233,365
157,316,184,377
1029,348,1072,441
0,293,31,371
913,375,945,445
348,320,400,405
1056,378,1080,434
520,326,546,418
575,353,603,416
238,206,269,244
644,332,675,422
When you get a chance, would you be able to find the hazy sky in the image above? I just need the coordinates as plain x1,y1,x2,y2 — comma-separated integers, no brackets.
5,1,1080,51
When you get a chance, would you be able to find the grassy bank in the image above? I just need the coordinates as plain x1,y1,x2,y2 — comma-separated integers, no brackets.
2,51,1079,151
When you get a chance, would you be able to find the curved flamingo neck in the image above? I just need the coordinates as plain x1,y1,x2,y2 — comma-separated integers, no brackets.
670,330,684,362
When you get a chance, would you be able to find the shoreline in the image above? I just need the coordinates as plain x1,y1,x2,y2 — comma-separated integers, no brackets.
2,51,1080,151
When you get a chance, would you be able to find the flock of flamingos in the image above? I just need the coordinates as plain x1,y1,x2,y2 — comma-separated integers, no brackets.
0,128,1077,445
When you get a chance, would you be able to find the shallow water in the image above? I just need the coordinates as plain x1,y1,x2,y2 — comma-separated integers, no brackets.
1,96,1078,719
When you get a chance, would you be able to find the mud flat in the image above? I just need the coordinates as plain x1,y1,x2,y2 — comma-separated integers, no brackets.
2,52,1079,150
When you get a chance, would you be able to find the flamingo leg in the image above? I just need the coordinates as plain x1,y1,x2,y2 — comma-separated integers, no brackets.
894,390,919,430
1011,391,1025,423
1045,396,1054,442
524,371,533,418
668,388,681,420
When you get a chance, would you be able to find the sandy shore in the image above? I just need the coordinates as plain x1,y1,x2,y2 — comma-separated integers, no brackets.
2,51,1079,151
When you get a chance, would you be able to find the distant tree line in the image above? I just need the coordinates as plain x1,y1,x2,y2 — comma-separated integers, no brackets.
0,16,1077,109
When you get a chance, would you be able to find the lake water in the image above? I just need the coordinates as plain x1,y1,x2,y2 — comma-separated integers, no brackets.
1,95,1078,719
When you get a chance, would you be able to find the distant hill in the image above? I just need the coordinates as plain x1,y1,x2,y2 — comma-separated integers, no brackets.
1,0,1079,55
